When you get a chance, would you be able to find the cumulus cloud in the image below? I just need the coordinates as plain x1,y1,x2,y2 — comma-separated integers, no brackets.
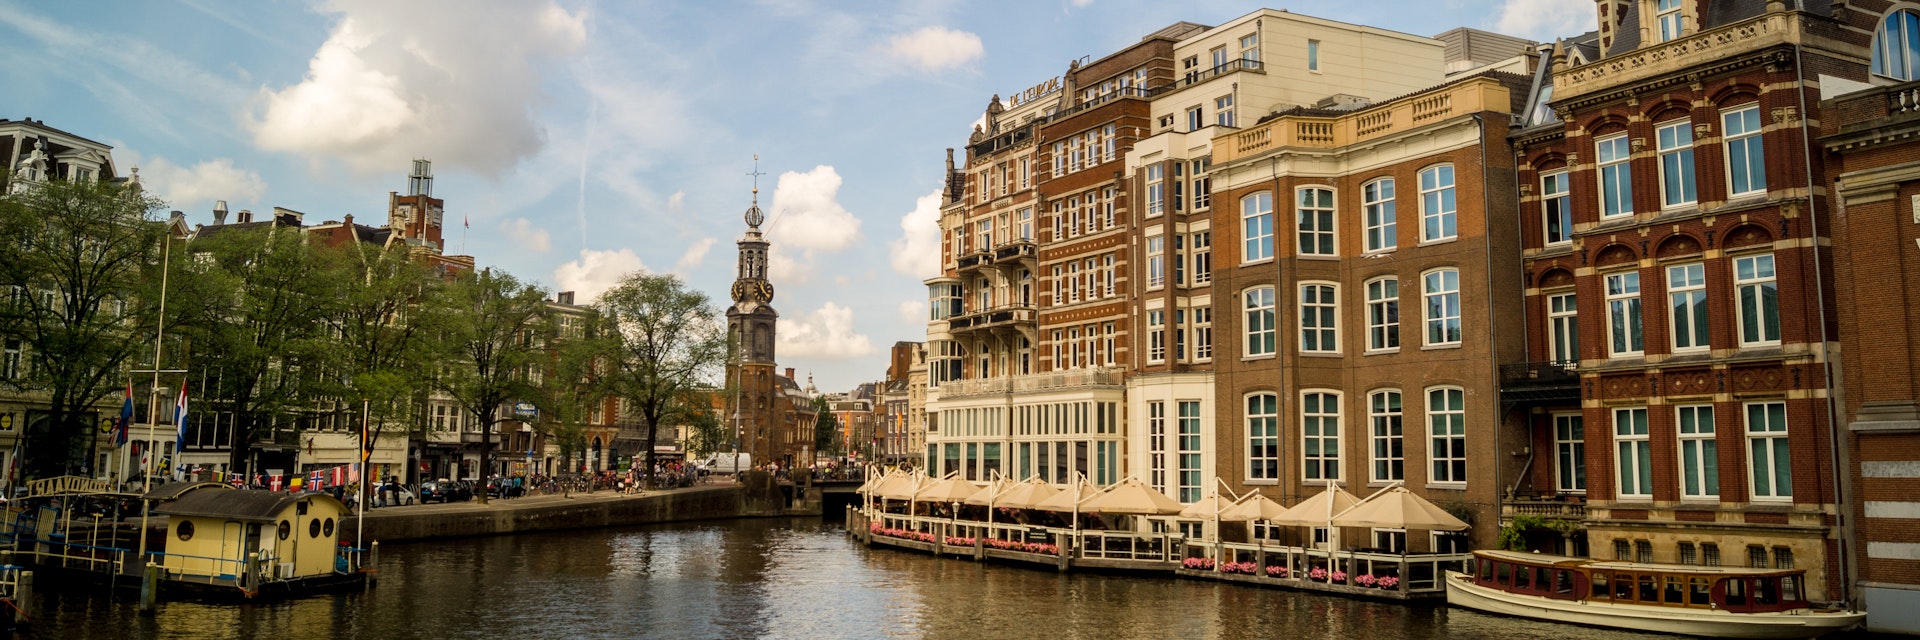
552,248,646,303
116,148,267,213
883,26,984,72
499,217,551,252
1494,0,1591,42
768,245,812,285
896,300,926,325
674,237,716,272
778,302,876,359
888,189,943,279
767,165,861,253
248,0,587,175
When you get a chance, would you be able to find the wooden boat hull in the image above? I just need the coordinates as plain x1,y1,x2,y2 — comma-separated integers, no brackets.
1445,571,1862,639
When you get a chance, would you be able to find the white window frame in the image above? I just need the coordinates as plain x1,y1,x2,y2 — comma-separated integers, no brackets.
1244,286,1275,358
1242,192,1273,262
1363,178,1396,252
1597,133,1634,218
1548,292,1579,364
1542,171,1572,245
1656,118,1697,209
1422,268,1461,347
1148,401,1167,495
1746,401,1791,501
1247,392,1279,483
1177,401,1203,502
1418,165,1457,242
1735,253,1780,347
1147,309,1166,364
1191,230,1212,285
1216,95,1235,127
1146,164,1165,217
1297,186,1336,256
1614,407,1652,499
1147,234,1166,289
1369,389,1404,483
1428,386,1466,486
1657,0,1684,42
1299,282,1339,354
1678,404,1718,500
1302,390,1341,481
1365,277,1399,353
1668,263,1709,352
1605,270,1644,356
1723,105,1766,197
1193,306,1213,362
1873,9,1920,80
1553,413,1586,493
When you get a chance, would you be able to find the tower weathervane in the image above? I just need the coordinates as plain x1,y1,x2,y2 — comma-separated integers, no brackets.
744,155,767,228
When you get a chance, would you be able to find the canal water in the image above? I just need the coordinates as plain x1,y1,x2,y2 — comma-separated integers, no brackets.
16,518,1869,639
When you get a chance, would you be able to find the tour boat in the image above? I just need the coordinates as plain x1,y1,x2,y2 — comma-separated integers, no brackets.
1445,550,1864,639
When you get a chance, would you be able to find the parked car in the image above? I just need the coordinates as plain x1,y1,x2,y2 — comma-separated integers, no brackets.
486,478,525,498
419,480,471,503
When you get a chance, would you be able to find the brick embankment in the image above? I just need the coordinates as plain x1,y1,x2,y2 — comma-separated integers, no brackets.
344,485,751,543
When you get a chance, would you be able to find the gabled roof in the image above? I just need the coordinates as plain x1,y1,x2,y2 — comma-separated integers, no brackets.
156,489,339,521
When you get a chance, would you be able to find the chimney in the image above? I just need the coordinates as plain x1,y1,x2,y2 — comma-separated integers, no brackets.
213,200,228,225
785,367,795,380
237,209,253,224
343,213,354,226
556,291,575,305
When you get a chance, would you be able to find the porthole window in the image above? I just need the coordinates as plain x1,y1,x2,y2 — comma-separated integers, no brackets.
176,520,195,541
308,519,322,538
278,520,291,540
323,518,335,537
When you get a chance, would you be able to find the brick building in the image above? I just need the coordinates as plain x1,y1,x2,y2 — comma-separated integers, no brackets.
1502,0,1866,605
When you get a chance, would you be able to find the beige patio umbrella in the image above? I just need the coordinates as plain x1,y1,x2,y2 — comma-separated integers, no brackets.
1330,486,1469,531
1269,485,1363,526
963,474,1017,506
1217,493,1288,522
1081,478,1184,515
913,473,987,505
1177,491,1240,519
875,469,927,501
1031,479,1101,512
989,478,1061,510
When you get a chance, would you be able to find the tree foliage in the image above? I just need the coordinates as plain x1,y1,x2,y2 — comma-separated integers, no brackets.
813,396,841,457
0,179,166,479
428,269,548,502
587,273,727,479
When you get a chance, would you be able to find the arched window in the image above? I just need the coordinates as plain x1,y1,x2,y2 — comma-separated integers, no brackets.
1242,192,1273,262
1873,9,1920,80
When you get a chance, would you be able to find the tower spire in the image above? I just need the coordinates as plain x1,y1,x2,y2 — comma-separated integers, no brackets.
743,155,767,230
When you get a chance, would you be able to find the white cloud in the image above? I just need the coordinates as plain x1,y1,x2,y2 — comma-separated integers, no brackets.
499,217,552,252
667,190,686,215
1494,0,1591,42
116,149,268,213
767,165,861,253
248,0,587,176
1068,0,1094,7
768,245,812,285
896,300,926,325
883,26,983,72
889,189,943,279
552,248,647,303
674,237,716,272
778,302,876,359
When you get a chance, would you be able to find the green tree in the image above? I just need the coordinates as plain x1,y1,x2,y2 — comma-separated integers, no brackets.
813,397,841,458
679,387,730,459
0,179,167,480
318,240,443,487
538,305,605,474
588,273,727,482
430,268,547,502
174,225,340,474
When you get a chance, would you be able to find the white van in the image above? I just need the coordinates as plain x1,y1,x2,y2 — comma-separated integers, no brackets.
697,452,752,476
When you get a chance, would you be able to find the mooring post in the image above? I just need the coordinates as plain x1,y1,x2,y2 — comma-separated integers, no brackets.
139,562,159,613
13,570,31,625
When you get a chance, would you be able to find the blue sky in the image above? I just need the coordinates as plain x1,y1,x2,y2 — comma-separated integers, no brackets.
0,0,1589,393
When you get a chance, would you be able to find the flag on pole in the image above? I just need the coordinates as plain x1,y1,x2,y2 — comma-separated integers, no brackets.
172,382,190,480
114,382,133,447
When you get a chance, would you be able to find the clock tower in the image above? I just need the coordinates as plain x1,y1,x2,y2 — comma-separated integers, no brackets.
725,172,781,468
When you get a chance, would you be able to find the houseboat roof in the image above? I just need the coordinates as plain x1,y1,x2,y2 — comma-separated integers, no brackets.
155,490,333,522
1475,549,1801,577
143,481,230,502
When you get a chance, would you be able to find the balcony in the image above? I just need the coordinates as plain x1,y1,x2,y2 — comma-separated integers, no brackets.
1213,76,1508,165
956,250,994,272
1500,497,1588,522
1155,59,1264,97
1498,360,1581,404
940,367,1125,398
993,241,1036,264
1552,11,1799,103
949,305,1036,335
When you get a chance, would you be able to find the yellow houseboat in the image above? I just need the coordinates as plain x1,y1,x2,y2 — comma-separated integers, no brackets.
1446,550,1862,639
153,488,372,597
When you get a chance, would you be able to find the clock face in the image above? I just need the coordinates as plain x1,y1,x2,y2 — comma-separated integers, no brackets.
757,281,774,302
731,281,749,302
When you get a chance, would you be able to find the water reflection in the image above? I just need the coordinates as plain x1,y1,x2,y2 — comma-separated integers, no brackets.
15,519,1877,639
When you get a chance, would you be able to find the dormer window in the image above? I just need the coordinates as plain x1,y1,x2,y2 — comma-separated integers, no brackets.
1872,9,1920,81
1656,0,1684,42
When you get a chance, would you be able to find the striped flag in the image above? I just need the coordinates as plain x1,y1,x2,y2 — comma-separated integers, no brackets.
114,382,132,446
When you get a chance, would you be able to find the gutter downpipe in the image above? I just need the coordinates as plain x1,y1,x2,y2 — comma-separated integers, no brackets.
1793,29,1854,609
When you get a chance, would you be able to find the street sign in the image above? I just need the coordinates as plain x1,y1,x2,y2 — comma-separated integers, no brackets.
514,402,538,418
